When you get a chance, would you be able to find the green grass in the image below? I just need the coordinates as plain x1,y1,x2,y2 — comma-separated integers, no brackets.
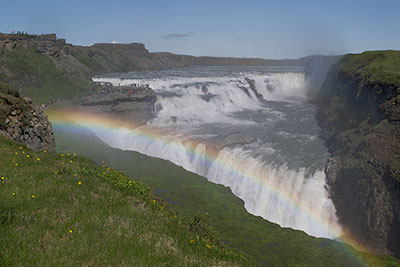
0,47,92,104
51,122,400,267
0,135,250,266
341,50,400,88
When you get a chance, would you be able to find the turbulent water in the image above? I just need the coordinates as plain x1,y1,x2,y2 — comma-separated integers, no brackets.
92,66,342,238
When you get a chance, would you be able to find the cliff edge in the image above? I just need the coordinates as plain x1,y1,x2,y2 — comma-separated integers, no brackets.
317,50,400,257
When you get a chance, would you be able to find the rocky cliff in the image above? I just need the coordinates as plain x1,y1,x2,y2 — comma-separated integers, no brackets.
0,82,55,151
316,50,400,257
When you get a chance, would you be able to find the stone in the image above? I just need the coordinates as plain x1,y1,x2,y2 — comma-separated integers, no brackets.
23,97,33,104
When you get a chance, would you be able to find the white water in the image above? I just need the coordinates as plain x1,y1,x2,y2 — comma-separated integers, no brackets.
92,67,342,238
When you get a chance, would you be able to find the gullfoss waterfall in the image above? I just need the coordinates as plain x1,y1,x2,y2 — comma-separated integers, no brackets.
55,67,343,239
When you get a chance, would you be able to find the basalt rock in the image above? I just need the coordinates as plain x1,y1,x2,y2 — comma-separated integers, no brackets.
0,82,55,151
65,87,157,127
316,51,400,257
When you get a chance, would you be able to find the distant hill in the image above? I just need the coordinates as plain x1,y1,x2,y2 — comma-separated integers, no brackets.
0,33,312,104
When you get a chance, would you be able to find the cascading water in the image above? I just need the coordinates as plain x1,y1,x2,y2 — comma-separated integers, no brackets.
92,66,342,238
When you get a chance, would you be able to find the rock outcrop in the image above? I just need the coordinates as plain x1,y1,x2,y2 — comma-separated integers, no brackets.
0,82,55,151
62,87,157,127
316,51,400,257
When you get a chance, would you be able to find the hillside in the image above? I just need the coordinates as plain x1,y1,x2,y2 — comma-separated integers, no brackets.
0,135,252,266
317,50,400,257
0,33,310,104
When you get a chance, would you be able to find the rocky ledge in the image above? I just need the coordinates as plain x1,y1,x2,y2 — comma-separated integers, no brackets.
69,86,157,126
0,82,55,151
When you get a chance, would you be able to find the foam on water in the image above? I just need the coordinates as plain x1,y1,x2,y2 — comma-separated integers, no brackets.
90,67,342,238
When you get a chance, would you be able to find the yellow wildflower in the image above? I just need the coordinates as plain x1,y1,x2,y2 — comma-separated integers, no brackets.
70,160,72,163
12,192,15,196
19,146,22,149
27,155,30,158
15,163,18,166
152,200,156,204
190,240,195,244
15,152,18,155
66,153,70,156
1,177,4,180
206,244,211,249
61,154,64,157
32,195,35,198
69,229,72,233
78,181,82,185
44,150,47,153
37,158,40,161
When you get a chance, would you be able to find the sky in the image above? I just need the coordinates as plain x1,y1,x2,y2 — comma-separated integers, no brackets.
1,0,399,59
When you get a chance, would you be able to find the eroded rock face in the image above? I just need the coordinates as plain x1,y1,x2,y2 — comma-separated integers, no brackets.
0,88,55,151
317,56,400,257
68,87,157,127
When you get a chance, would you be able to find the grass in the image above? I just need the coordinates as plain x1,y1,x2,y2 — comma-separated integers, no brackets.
51,122,400,267
0,135,250,266
0,47,92,104
340,50,400,88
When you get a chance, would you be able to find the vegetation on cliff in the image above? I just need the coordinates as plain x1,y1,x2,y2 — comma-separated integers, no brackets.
340,50,400,87
0,135,251,266
317,50,400,257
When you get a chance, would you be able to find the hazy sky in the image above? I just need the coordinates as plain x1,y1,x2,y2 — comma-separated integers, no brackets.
1,0,399,59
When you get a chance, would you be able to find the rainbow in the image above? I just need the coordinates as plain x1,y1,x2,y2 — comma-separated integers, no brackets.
47,105,372,264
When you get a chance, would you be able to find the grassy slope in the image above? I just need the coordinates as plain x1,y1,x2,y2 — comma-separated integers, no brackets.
0,135,250,266
0,47,92,104
340,50,400,87
52,124,400,267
